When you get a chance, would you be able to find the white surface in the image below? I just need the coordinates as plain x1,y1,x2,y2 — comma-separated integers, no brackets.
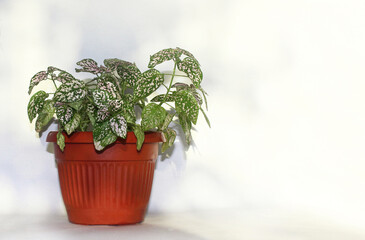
0,0,365,234
1,208,365,240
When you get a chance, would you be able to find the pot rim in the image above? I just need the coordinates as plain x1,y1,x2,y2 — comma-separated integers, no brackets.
46,131,165,144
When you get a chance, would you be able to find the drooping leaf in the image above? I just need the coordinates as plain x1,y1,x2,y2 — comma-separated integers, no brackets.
28,90,49,123
200,107,211,128
160,113,175,131
199,87,208,110
57,131,65,152
35,100,55,132
54,80,87,103
161,128,176,153
86,103,96,126
175,90,199,125
47,66,61,74
28,71,48,94
55,105,74,125
92,89,111,107
178,113,192,145
177,57,203,88
75,58,103,74
148,48,180,68
68,100,83,111
64,112,81,135
116,63,141,87
151,94,175,103
133,69,164,101
93,121,117,151
141,103,167,131
133,124,144,151
109,114,127,139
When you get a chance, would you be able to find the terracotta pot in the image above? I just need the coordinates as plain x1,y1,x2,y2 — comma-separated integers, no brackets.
46,131,165,225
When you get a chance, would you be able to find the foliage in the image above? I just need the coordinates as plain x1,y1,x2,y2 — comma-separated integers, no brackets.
27,47,209,152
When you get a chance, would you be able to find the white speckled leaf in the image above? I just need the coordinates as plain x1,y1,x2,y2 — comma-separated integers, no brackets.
177,57,203,88
178,113,192,145
141,103,167,131
92,89,111,107
56,105,74,126
151,94,175,103
96,106,110,122
104,58,133,71
75,58,103,74
161,113,175,131
56,71,75,83
93,121,117,151
176,47,199,65
28,90,49,123
64,112,81,135
35,100,55,132
175,90,199,125
148,48,180,68
54,80,86,103
97,81,119,99
133,69,164,101
109,114,127,139
28,71,48,94
161,128,176,153
116,64,141,87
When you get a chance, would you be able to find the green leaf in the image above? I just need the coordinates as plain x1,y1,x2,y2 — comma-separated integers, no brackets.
176,47,199,65
47,66,61,74
93,121,117,151
86,103,96,126
92,89,111,107
160,113,175,131
133,69,164,101
64,113,81,135
28,71,48,94
175,90,199,125
68,100,83,111
133,124,145,151
75,58,103,74
35,100,55,132
28,90,49,123
148,48,180,68
151,94,175,102
109,114,127,138
55,105,74,125
200,107,211,128
161,128,176,153
57,131,65,151
177,57,203,88
199,87,208,110
116,63,141,87
54,80,87,103
179,113,192,145
141,103,167,131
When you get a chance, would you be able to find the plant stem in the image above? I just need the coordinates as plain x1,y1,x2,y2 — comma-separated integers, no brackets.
160,63,177,106
85,79,97,85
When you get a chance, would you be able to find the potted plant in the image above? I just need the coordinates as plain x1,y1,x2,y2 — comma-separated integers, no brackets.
27,47,210,225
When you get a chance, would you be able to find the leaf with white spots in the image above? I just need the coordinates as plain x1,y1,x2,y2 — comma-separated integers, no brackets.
177,57,203,88
57,131,65,152
28,71,48,94
151,94,175,103
93,121,117,151
92,89,111,107
97,81,119,99
56,105,74,126
54,80,87,103
133,69,164,101
160,113,175,131
175,90,199,125
133,124,145,151
86,103,96,126
75,58,104,74
178,113,192,145
148,48,180,68
35,100,55,132
56,71,76,83
117,63,141,87
141,103,167,131
64,112,81,135
175,47,199,65
109,114,127,139
95,106,110,122
28,90,49,123
104,58,133,71
161,128,176,153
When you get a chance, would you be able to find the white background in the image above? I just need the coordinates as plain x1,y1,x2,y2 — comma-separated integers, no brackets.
1,0,365,236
